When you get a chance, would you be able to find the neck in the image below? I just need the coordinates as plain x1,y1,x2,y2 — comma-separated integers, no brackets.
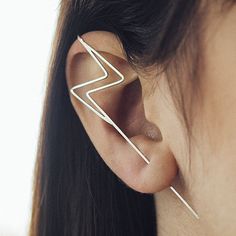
154,188,206,236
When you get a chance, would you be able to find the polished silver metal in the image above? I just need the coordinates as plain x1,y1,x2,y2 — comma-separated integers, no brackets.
70,35,199,219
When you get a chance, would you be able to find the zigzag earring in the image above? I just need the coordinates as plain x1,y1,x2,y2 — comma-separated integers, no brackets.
70,35,200,219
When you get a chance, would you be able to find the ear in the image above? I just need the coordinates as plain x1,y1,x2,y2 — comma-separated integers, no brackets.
65,31,178,193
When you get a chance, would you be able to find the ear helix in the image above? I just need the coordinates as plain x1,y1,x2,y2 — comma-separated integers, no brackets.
70,35,200,220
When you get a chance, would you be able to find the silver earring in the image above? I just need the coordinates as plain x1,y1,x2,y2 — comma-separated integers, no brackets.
70,35,199,219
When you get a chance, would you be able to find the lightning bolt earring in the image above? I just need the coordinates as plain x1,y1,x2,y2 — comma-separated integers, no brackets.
70,35,200,220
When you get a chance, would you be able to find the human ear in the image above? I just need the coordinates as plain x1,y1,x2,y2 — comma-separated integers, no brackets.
65,30,178,193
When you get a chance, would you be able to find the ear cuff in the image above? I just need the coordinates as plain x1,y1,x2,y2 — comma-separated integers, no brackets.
70,35,199,220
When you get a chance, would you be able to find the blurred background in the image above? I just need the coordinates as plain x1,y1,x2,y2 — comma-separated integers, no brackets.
0,1,59,235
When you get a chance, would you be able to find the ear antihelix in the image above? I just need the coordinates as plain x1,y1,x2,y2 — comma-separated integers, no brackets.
70,35,199,220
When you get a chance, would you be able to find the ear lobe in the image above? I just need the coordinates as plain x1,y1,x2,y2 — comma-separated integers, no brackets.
65,31,178,193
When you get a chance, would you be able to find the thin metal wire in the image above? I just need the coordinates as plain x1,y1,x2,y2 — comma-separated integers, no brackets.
70,35,200,220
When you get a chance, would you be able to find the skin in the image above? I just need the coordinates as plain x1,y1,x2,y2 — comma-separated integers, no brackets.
66,3,236,236
155,4,236,236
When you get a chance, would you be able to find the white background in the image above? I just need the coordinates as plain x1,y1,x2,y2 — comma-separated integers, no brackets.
0,1,59,235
